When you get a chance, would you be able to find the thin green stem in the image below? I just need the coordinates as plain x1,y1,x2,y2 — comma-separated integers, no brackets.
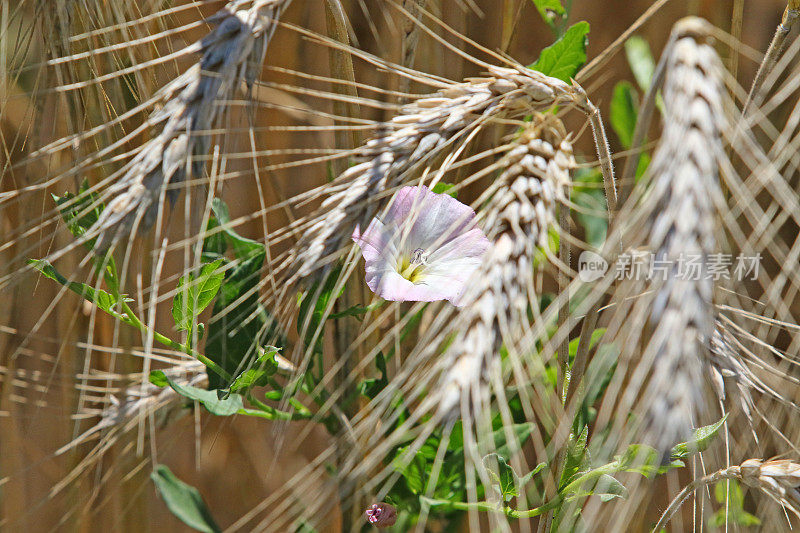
424,461,625,520
244,392,311,421
118,297,231,381
104,264,232,382
423,499,515,516
423,495,559,519
287,397,313,417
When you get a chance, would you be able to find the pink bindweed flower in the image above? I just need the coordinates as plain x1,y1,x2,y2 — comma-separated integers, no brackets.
353,185,490,306
365,503,397,528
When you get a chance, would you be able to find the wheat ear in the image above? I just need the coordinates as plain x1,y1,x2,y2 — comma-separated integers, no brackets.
627,18,725,453
288,65,577,284
654,458,800,531
89,0,290,252
709,319,799,414
57,360,207,455
436,114,574,419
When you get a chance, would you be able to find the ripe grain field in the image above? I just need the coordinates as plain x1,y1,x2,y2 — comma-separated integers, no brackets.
1,1,799,531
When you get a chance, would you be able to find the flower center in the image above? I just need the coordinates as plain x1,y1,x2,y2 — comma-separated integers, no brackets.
398,248,427,283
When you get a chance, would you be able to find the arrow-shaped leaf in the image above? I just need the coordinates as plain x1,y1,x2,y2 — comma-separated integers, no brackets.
151,464,221,533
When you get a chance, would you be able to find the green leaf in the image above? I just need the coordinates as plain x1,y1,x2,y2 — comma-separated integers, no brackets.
228,347,280,394
616,42,660,174
150,370,244,416
327,300,384,321
486,422,535,459
572,169,608,249
393,444,429,495
431,182,458,198
616,443,683,478
203,198,264,261
635,153,651,181
172,259,225,332
151,368,285,418
715,479,744,507
519,462,547,487
448,422,535,459
394,441,466,501
149,370,169,387
151,464,221,533
434,458,468,502
483,453,519,502
51,183,118,295
671,415,727,459
532,227,560,269
711,480,761,527
293,522,319,533
625,36,656,92
28,259,124,317
495,422,536,458
205,248,280,390
375,350,387,378
568,328,606,362
610,81,638,149
530,0,565,29
594,474,627,502
573,343,618,434
150,370,243,416
202,220,227,261
52,178,104,250
531,21,590,82
359,352,389,400
560,425,589,488
297,266,344,356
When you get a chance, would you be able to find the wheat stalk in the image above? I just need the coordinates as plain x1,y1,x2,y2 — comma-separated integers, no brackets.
743,1,800,115
88,0,291,252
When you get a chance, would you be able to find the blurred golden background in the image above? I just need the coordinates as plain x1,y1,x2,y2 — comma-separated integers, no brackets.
0,0,788,530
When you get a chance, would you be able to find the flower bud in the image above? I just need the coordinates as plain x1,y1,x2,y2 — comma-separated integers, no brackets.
364,502,397,528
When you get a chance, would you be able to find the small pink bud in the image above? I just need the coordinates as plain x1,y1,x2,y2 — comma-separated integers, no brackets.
364,502,397,528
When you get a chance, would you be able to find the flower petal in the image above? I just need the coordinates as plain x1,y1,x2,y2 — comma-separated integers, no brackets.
422,229,491,305
364,265,455,303
353,185,491,306
427,227,492,265
353,218,399,265
385,185,480,250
